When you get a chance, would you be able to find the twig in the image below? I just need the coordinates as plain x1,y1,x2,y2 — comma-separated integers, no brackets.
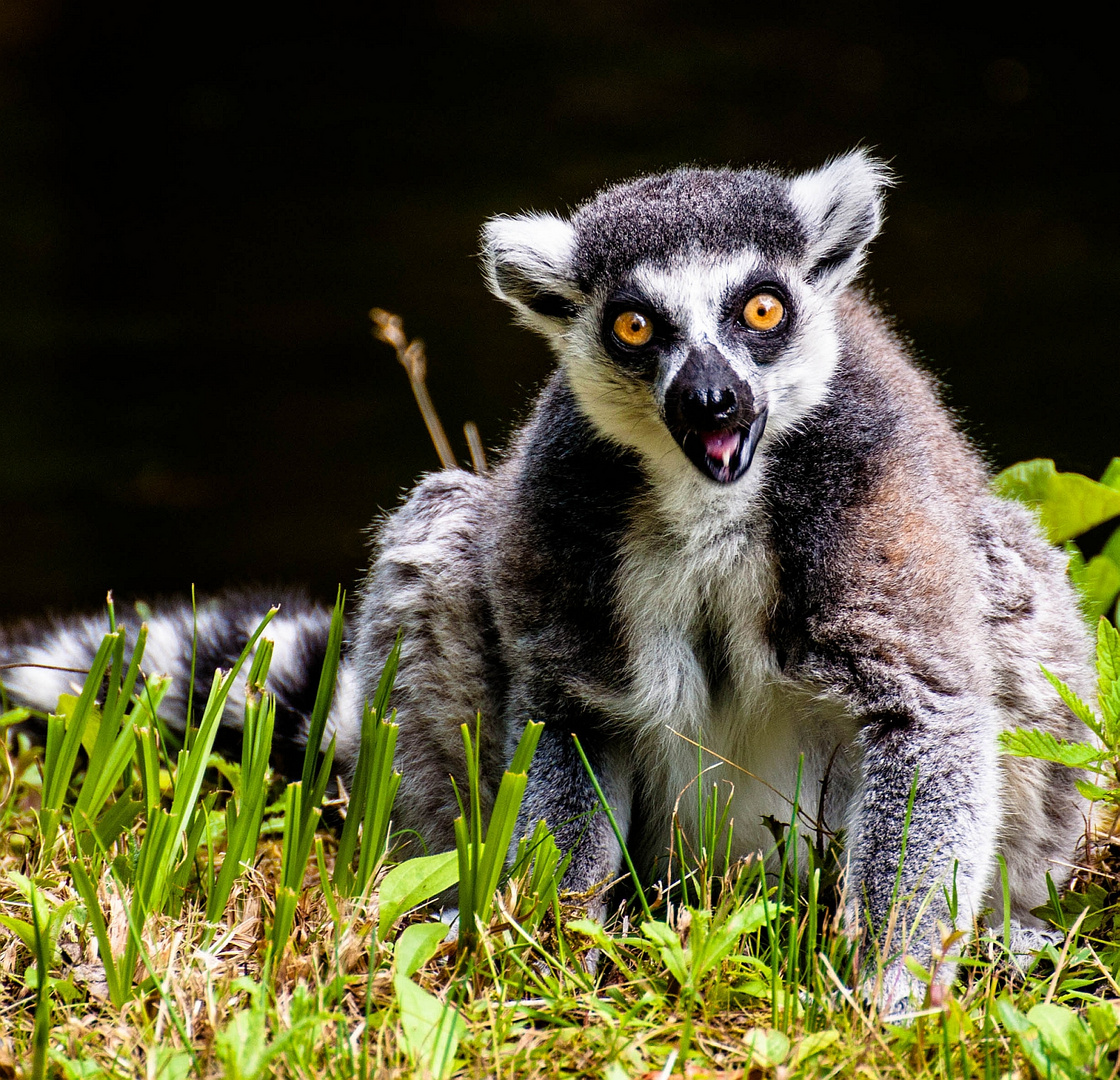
370,307,457,470
464,421,488,475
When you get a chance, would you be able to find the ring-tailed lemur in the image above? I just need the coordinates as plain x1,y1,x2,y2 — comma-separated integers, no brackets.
1,152,1094,1014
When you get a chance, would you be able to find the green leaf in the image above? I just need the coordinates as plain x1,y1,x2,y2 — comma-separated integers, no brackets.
1099,617,1120,730
394,975,465,1080
394,921,449,979
377,851,459,939
0,914,35,951
1100,457,1120,491
995,458,1057,505
1102,523,1120,568
996,459,1120,542
742,1028,791,1068
697,899,768,976
1075,777,1118,802
214,1004,275,1080
997,727,1103,769
1075,555,1120,622
793,1029,839,1066
1025,1003,1095,1068
1086,1000,1120,1046
1042,667,1101,733
640,920,689,986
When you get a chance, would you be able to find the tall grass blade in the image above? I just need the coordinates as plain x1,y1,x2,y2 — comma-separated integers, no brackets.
29,880,50,1080
38,633,117,864
571,731,652,921
300,589,345,832
334,632,403,897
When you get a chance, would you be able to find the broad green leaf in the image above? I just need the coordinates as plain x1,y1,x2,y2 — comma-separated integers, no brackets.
995,459,1057,505
377,850,459,938
566,918,614,950
1025,1003,1095,1068
1102,524,1120,567
214,1005,275,1080
996,459,1120,542
793,1029,839,1066
0,914,35,951
1075,555,1120,622
395,921,449,979
742,1028,790,1068
699,900,768,973
998,727,1102,769
1100,457,1120,491
394,975,464,1080
996,998,1060,1080
1086,1000,1120,1045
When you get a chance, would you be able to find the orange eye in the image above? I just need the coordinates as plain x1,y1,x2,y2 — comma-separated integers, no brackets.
743,292,784,331
613,311,653,347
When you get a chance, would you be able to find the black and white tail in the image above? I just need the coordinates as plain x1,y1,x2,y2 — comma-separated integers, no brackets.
0,590,359,778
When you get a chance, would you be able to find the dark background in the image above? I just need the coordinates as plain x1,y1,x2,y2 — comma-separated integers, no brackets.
1,2,1116,618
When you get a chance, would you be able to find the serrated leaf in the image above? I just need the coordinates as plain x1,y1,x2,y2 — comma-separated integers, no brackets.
1098,618,1120,729
1075,778,1118,802
998,727,1103,769
1042,667,1102,735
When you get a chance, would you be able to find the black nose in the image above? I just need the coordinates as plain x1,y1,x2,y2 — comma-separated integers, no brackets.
681,386,738,428
666,344,754,433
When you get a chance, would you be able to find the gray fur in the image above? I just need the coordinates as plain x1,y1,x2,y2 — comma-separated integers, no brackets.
1,151,1094,1017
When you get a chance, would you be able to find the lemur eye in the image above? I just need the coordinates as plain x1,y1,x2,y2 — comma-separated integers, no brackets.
613,311,653,347
743,292,784,331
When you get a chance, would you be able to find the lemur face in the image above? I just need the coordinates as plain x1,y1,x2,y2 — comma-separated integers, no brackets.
482,151,890,484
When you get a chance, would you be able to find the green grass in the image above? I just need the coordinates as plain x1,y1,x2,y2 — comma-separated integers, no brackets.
0,456,1118,1078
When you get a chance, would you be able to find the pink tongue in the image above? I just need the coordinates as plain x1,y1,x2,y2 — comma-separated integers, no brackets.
701,431,741,467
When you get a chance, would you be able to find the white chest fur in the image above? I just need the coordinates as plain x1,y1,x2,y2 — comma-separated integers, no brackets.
609,467,861,864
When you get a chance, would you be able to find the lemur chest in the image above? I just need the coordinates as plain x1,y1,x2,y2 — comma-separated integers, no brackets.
613,519,860,858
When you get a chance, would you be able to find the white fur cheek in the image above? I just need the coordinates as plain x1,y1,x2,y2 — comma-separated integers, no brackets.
563,346,680,465
758,300,840,437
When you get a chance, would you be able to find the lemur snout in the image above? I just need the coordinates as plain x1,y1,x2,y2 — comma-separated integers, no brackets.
665,344,764,484
681,385,739,428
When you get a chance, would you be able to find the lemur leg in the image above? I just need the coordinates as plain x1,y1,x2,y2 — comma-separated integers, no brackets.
515,725,636,910
849,703,1001,1013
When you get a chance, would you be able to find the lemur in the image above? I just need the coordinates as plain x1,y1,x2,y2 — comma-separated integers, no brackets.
1,151,1094,1014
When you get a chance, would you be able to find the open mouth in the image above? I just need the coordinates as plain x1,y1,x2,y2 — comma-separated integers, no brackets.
677,407,768,484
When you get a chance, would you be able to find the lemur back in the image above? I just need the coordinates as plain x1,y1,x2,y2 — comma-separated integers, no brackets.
1,152,1094,1016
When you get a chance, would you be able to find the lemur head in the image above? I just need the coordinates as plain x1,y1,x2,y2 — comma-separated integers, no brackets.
482,150,890,484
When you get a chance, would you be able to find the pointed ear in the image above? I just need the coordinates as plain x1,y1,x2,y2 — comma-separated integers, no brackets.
481,212,584,334
789,150,892,293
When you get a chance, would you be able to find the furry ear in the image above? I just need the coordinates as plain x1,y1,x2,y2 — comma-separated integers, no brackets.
481,212,584,334
789,150,892,293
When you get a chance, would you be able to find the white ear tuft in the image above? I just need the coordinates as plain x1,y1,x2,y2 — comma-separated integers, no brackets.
481,212,583,332
789,149,893,293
